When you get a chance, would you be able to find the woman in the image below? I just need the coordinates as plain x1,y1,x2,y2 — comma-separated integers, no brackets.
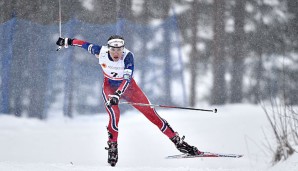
56,35,200,167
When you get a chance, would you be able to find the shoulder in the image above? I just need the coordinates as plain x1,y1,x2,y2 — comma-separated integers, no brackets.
95,46,109,58
100,46,109,52
123,48,134,60
123,49,134,68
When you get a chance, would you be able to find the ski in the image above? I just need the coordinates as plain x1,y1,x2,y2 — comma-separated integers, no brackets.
166,152,243,159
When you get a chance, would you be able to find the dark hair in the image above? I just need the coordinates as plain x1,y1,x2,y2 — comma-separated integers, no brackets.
107,35,124,41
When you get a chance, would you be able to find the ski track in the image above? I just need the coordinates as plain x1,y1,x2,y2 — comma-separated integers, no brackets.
0,104,297,171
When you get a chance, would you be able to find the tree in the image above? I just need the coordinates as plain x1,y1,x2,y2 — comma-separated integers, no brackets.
9,0,81,119
211,0,227,105
0,0,15,115
0,0,14,23
118,0,132,20
189,0,200,107
285,0,298,104
99,0,117,24
245,0,294,104
230,0,246,103
153,0,172,104
286,0,298,51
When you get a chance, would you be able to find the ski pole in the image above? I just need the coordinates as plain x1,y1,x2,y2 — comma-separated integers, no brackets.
119,102,217,113
57,0,62,51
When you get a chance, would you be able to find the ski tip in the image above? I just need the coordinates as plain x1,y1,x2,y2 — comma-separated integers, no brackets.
223,154,243,158
166,152,244,159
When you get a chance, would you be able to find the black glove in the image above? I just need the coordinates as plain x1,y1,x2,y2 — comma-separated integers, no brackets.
56,37,73,46
106,90,121,107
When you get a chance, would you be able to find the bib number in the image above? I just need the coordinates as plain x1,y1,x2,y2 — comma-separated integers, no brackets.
111,72,118,77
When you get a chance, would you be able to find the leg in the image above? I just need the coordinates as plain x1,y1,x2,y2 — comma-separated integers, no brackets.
122,79,176,138
102,79,119,166
123,79,201,155
102,79,120,142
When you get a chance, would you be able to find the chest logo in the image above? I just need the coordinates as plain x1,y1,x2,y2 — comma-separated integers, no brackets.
101,63,107,68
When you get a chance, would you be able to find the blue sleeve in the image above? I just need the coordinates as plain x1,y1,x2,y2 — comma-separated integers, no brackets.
81,42,102,55
123,52,134,81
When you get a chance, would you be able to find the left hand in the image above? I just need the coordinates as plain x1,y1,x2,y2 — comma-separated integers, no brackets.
106,91,121,107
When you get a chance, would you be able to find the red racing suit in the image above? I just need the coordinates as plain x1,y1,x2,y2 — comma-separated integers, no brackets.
72,39,176,142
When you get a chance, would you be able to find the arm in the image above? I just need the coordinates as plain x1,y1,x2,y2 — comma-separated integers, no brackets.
116,52,134,95
56,37,102,55
72,39,102,55
106,52,134,107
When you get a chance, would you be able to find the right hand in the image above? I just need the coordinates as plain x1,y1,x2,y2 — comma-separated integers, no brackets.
56,37,73,47
56,37,65,46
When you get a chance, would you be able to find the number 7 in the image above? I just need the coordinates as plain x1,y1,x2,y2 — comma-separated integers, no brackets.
111,72,118,77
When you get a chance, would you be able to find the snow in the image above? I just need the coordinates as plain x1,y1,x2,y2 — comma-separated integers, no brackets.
0,104,297,171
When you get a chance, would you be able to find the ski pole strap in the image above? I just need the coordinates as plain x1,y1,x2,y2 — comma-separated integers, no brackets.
119,102,217,113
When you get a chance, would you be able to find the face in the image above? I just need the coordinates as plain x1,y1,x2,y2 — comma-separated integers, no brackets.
109,47,124,61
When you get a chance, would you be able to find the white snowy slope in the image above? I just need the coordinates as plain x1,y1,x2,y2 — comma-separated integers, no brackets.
0,104,297,171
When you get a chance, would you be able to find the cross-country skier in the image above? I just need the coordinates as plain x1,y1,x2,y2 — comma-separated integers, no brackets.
56,35,201,167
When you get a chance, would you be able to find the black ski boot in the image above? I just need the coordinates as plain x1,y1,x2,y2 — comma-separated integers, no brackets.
170,133,201,155
105,141,118,167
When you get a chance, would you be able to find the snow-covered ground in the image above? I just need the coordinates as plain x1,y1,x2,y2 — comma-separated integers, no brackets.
0,104,297,171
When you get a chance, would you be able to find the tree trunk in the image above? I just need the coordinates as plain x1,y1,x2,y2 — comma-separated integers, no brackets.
211,0,227,105
287,0,298,51
138,1,150,88
253,49,264,104
118,0,132,20
189,0,199,107
0,0,15,114
27,25,47,119
230,0,245,103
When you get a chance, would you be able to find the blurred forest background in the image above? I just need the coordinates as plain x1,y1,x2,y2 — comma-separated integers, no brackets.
0,0,297,119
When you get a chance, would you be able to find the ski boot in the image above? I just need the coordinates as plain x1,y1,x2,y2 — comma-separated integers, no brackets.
170,133,202,155
105,141,118,167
